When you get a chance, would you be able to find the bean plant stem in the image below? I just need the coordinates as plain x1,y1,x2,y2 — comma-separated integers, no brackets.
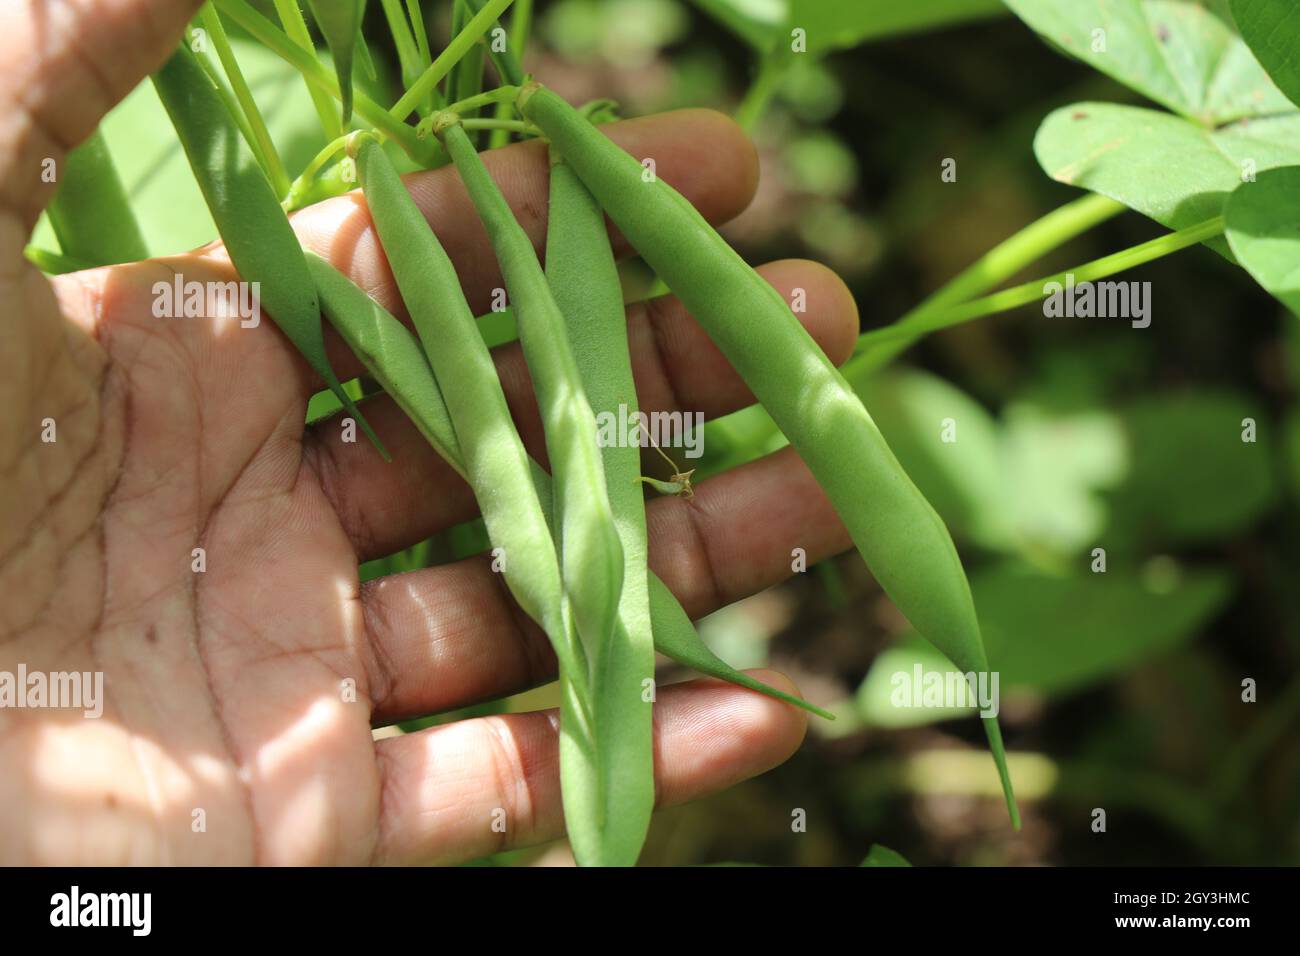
282,132,355,210
193,47,268,171
851,215,1224,356
389,0,514,119
461,118,533,134
381,0,430,111
201,4,291,198
406,0,432,63
850,193,1124,375
734,50,787,132
271,0,343,140
489,0,532,149
215,0,434,162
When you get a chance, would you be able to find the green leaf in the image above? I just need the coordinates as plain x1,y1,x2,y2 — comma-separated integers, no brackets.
1034,101,1300,240
850,370,1126,557
1105,392,1279,544
1231,0,1300,109
787,0,1005,55
861,844,912,867
857,562,1235,727
1001,405,1128,555
1005,0,1291,124
1225,166,1300,318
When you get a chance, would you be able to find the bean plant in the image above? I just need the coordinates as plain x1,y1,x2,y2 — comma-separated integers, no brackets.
31,0,1300,865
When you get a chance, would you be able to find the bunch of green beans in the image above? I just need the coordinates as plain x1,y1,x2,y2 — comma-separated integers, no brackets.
152,4,1009,862
350,134,589,711
307,248,829,865
517,80,1020,829
304,251,830,729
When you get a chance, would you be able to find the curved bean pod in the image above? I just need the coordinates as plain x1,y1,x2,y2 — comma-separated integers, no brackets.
519,81,1019,828
152,45,386,457
545,152,654,865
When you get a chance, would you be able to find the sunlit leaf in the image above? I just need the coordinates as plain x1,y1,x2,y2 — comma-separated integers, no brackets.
1231,0,1300,109
1035,102,1300,241
1005,0,1290,124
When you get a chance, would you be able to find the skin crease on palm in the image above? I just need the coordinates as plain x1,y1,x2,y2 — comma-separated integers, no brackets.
0,0,861,865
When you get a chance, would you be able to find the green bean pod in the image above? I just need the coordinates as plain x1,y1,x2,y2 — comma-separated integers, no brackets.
304,252,832,722
47,129,148,265
436,117,624,684
545,152,654,865
519,81,1019,828
305,252,462,475
438,117,626,860
306,0,367,125
351,136,587,700
152,44,386,458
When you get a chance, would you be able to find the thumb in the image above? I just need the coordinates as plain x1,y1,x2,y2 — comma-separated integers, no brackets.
0,0,203,238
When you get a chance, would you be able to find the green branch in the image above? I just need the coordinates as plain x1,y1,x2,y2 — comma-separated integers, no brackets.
389,0,514,119
201,4,290,198
853,215,1224,353
849,193,1124,376
215,0,434,164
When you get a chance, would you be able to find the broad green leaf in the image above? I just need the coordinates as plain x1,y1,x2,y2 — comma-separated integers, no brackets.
1001,405,1127,555
856,642,976,727
861,844,912,867
1225,166,1300,317
1034,102,1300,237
1005,0,1291,124
1105,392,1278,544
851,370,1125,557
1231,0,1300,109
857,562,1235,727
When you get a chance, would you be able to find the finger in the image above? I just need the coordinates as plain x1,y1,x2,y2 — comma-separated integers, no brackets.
308,260,857,560
363,446,848,724
2,0,202,232
371,668,807,865
292,108,759,328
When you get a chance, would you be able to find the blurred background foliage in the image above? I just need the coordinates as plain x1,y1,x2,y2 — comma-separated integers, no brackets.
47,0,1300,864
